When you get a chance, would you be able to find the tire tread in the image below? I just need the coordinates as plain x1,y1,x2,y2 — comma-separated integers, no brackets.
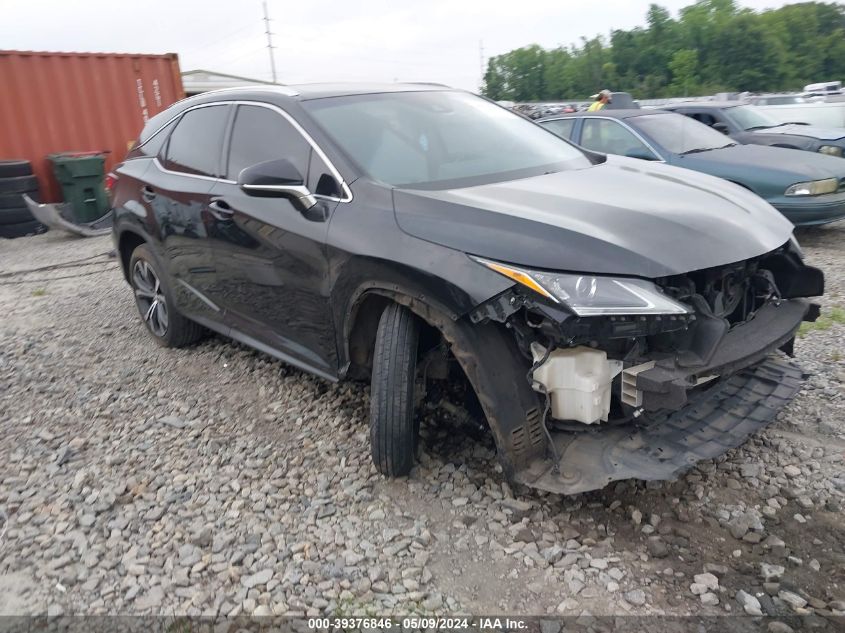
370,303,419,477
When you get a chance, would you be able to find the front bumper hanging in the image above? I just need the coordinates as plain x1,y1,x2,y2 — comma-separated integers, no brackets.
24,194,112,238
514,356,804,495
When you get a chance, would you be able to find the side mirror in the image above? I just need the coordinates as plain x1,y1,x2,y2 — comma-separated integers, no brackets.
238,159,316,210
712,122,730,135
625,148,659,161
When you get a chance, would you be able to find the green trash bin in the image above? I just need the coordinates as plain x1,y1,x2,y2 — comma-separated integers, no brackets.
48,152,109,223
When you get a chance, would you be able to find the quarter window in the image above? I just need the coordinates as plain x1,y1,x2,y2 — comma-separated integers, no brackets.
227,105,311,181
163,105,229,177
580,119,656,159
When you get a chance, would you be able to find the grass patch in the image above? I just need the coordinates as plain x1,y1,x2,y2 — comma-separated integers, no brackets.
798,306,845,337
31,288,46,297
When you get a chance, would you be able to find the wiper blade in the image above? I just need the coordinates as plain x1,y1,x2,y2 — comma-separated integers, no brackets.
746,125,776,131
679,147,714,155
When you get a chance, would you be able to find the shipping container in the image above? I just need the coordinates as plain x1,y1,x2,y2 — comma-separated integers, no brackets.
0,50,184,202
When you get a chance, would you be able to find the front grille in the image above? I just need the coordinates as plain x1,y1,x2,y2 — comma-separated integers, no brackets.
839,178,845,193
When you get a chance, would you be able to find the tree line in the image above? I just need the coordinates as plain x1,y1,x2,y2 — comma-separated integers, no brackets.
482,0,845,101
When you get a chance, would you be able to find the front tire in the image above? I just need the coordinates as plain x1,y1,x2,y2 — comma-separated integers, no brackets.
129,244,204,348
370,303,420,477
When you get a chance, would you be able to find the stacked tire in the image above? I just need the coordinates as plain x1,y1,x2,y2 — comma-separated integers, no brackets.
0,160,46,239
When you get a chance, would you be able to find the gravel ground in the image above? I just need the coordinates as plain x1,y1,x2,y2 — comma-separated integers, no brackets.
0,224,843,626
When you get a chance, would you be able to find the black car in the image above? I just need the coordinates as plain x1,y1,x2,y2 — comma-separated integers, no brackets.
537,110,845,226
663,101,845,158
112,84,823,495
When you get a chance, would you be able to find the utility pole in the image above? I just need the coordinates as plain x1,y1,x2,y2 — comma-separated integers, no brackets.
263,1,277,84
479,40,485,92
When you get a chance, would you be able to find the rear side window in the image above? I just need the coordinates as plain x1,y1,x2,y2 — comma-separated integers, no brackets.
540,119,575,140
226,105,311,181
164,105,229,177
580,119,655,158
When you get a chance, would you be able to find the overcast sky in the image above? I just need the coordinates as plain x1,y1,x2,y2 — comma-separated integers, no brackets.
3,0,793,92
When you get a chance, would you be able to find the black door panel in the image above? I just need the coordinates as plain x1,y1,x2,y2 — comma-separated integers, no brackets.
145,104,230,319
207,182,336,373
209,103,338,374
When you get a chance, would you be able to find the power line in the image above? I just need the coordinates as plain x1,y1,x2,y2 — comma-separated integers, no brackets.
263,1,278,84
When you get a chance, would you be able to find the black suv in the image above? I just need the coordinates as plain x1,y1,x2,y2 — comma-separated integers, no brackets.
112,84,823,495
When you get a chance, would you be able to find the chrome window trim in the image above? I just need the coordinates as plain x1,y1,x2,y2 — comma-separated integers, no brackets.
142,99,353,203
576,116,666,162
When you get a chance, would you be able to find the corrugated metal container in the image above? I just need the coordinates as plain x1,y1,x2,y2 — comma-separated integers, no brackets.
0,50,184,202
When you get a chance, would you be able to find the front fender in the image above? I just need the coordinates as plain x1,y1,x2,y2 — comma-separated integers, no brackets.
342,281,545,478
331,254,511,373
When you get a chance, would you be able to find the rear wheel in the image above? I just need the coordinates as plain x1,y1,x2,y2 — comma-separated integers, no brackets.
129,244,204,347
369,303,420,477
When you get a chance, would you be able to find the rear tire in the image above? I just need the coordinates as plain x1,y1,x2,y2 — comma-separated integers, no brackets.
0,175,38,194
129,244,205,348
0,206,36,225
0,219,45,239
0,160,33,178
369,303,420,477
0,192,38,209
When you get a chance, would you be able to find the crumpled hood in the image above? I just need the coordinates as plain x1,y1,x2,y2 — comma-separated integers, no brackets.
760,123,845,142
393,157,793,278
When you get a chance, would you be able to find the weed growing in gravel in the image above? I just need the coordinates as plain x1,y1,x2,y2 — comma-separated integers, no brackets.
30,288,46,297
798,306,845,337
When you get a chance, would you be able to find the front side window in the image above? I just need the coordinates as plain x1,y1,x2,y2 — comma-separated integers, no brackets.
580,118,657,159
303,91,589,188
226,105,311,181
539,118,576,140
164,105,229,177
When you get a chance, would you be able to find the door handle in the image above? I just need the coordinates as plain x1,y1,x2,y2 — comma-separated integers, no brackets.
141,185,156,202
208,198,234,220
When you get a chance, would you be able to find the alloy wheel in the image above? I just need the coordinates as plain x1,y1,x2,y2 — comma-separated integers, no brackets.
132,259,169,337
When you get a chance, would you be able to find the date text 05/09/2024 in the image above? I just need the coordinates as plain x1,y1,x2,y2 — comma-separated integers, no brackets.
307,617,529,630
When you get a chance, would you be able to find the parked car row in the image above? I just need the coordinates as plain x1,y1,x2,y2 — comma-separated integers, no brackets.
539,107,845,226
111,84,824,495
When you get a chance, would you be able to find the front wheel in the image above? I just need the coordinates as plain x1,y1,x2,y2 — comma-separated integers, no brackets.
369,303,420,477
129,244,204,348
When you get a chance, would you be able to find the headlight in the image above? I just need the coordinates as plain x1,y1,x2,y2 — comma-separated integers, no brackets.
473,257,691,316
818,145,844,157
785,178,839,196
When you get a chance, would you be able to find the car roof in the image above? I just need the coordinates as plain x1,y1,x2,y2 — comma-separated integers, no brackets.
662,101,741,109
538,109,668,121
195,82,453,101
139,82,459,141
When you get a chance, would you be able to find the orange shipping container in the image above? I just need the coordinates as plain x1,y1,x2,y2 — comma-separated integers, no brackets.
0,50,184,202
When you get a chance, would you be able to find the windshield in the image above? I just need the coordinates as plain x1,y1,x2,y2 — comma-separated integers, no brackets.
724,105,781,130
632,113,735,154
303,91,589,188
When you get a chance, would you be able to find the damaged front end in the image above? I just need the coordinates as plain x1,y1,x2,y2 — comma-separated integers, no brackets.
469,239,823,495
